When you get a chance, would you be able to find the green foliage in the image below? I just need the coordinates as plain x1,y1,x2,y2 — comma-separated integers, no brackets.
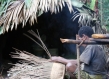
102,0,109,25
97,0,109,32
0,0,15,16
0,0,7,4
0,26,3,34
80,0,109,32
90,0,96,10
71,0,83,8
24,0,32,8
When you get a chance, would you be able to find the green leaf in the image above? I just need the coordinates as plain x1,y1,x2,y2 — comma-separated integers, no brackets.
37,10,43,17
0,0,15,16
24,0,32,8
90,0,96,10
71,0,83,8
0,27,3,34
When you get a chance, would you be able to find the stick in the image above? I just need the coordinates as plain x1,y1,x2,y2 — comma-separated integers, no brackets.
91,38,109,42
76,35,81,79
92,34,109,39
60,38,109,44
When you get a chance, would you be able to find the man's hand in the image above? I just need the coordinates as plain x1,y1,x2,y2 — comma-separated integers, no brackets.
50,56,68,65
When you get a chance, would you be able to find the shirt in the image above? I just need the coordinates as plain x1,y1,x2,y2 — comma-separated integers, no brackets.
80,45,107,75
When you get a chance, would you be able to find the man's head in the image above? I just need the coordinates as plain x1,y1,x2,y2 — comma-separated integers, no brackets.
78,26,94,38
78,26,94,46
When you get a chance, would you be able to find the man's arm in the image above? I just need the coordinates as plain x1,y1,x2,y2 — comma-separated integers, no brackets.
51,56,77,65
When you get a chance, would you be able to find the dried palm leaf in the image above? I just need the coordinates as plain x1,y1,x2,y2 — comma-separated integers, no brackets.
72,8,93,27
7,49,65,79
0,0,72,33
24,30,51,58
72,9,93,26
0,69,4,79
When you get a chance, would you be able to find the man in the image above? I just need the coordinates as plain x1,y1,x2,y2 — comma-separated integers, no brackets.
51,26,107,79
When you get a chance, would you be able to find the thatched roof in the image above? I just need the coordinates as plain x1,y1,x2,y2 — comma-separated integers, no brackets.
0,0,72,33
0,0,95,34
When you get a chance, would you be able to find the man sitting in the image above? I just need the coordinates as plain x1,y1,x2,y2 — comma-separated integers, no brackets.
51,26,107,79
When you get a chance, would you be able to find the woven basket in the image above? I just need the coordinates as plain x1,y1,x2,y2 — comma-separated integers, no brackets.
50,63,65,79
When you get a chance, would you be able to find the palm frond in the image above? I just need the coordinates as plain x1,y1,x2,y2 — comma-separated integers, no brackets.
8,50,65,79
72,8,93,27
24,30,51,58
8,50,53,79
0,0,72,33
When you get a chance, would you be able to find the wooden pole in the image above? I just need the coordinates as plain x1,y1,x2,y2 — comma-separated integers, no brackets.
76,35,81,79
60,38,109,44
92,34,109,39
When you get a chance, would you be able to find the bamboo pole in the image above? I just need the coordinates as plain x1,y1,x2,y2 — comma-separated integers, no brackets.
76,35,81,79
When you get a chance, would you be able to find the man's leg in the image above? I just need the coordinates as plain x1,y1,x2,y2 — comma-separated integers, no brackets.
89,74,106,79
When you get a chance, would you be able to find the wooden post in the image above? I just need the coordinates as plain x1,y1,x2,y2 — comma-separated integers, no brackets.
76,35,81,79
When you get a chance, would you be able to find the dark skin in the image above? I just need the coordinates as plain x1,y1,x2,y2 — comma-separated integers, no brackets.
51,56,77,79
50,35,89,79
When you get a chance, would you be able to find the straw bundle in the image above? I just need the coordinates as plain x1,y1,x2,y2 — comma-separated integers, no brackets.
8,50,65,79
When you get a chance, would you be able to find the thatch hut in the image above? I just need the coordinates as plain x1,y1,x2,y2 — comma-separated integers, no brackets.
0,0,107,79
0,0,101,57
